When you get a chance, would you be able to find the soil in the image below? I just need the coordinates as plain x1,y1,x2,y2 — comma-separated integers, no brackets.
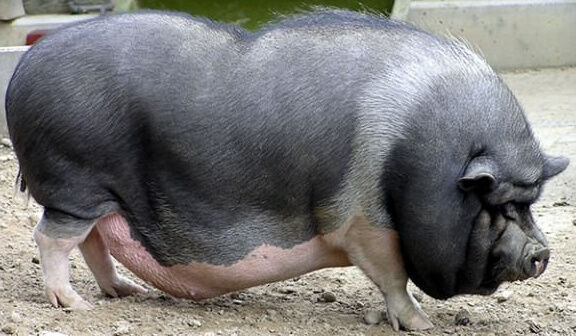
0,67,575,336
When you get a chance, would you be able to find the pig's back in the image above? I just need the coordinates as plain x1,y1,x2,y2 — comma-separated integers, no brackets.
6,10,471,267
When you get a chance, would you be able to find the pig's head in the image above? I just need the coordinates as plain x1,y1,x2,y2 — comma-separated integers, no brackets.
383,71,570,300
453,154,568,293
396,151,568,300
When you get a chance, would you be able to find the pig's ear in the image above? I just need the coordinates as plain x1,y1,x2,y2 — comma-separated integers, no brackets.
458,173,496,192
458,158,497,192
543,155,569,179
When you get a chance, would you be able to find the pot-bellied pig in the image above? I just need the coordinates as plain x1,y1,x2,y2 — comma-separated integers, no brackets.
5,9,569,331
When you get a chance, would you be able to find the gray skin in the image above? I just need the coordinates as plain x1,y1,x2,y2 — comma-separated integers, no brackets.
5,9,568,303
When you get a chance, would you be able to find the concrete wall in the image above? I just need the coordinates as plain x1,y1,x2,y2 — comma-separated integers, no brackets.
0,14,96,47
0,46,29,138
0,14,94,138
0,0,25,21
393,0,576,69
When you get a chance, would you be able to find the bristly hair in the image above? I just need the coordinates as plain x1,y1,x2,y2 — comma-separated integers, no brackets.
17,168,26,192
259,6,392,32
14,169,30,206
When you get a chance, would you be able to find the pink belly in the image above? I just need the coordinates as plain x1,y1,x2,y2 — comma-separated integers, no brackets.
96,214,351,300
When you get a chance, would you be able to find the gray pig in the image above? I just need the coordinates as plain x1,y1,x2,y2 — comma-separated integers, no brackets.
5,9,569,331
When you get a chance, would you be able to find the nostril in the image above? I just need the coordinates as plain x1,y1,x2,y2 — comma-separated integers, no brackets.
530,248,550,277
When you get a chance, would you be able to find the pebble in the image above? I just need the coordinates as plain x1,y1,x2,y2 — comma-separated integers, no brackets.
29,214,41,226
0,155,10,162
278,287,296,294
572,219,576,226
9,312,21,323
412,292,423,303
553,201,569,207
454,309,471,326
319,292,337,303
187,319,202,328
113,320,133,335
40,332,69,336
1,324,16,334
1,138,12,148
528,320,541,333
266,309,278,322
31,256,40,264
230,292,244,300
363,309,383,325
495,290,513,303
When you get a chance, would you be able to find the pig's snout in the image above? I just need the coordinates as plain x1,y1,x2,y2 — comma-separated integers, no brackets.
524,246,549,278
490,221,550,283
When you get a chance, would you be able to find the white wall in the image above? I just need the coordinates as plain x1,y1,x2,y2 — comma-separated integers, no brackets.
0,46,29,137
393,0,576,69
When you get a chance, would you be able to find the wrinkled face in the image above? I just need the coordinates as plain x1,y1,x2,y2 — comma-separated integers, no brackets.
456,203,550,296
402,155,569,300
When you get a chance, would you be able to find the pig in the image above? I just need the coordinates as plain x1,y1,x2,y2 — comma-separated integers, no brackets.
5,9,569,331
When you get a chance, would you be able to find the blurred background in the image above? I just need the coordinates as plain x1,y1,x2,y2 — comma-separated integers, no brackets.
4,0,395,30
1,0,574,68
1,0,575,135
131,0,395,29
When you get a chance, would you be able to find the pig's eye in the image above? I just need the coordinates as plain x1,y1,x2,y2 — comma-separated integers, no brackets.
501,203,519,220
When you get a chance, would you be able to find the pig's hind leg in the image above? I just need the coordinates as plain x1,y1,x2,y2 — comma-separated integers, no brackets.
34,210,144,309
33,212,94,309
78,218,147,298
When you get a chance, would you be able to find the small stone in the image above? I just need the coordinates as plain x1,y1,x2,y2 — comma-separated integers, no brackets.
363,309,383,325
495,290,513,303
230,292,244,300
0,155,10,162
232,299,243,305
187,319,202,328
1,138,12,148
113,320,132,335
528,320,541,333
553,201,569,207
1,324,17,334
572,219,576,226
412,292,423,303
9,312,21,323
319,292,337,303
454,309,471,326
266,309,278,321
278,287,296,294
28,214,41,226
40,332,69,336
32,256,40,264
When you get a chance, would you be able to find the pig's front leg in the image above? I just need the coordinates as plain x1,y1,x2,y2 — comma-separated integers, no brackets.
325,212,433,331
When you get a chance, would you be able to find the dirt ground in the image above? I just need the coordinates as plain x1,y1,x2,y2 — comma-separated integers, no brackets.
0,67,575,336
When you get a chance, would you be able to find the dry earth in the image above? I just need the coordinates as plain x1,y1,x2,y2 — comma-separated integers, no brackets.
0,67,575,336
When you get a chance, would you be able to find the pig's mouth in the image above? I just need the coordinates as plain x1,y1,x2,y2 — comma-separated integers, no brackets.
485,238,550,286
461,210,551,297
